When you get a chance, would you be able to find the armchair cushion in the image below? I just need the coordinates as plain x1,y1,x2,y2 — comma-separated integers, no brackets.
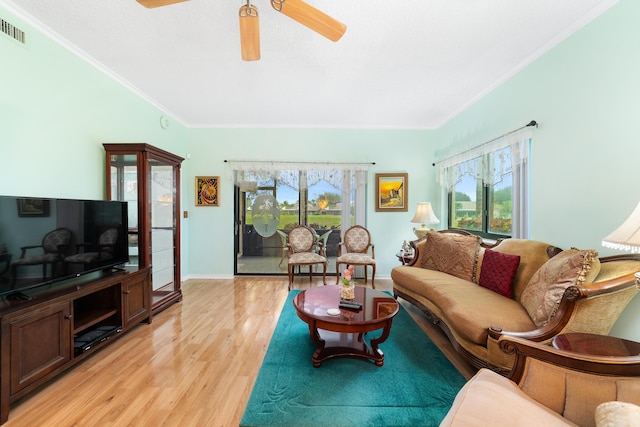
336,253,375,264
521,248,601,327
419,231,481,282
289,252,326,264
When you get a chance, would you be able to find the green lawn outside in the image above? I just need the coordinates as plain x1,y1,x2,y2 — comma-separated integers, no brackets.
246,213,342,229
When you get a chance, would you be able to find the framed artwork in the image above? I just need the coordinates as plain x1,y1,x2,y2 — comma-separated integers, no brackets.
17,198,50,217
196,176,220,206
375,173,408,212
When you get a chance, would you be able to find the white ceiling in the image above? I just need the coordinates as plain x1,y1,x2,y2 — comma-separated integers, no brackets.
1,0,618,129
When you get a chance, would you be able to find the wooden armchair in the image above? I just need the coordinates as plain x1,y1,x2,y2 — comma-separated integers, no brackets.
286,225,327,290
335,225,376,288
441,335,640,426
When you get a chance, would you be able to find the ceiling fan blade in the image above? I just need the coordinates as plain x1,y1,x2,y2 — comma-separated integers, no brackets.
136,0,189,8
271,0,346,42
239,4,261,61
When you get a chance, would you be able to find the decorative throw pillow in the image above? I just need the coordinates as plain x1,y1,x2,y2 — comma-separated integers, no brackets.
478,249,521,298
596,401,640,427
420,231,481,282
521,248,601,327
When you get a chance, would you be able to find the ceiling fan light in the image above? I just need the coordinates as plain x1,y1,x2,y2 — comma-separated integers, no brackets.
270,0,346,42
239,4,261,61
136,0,189,8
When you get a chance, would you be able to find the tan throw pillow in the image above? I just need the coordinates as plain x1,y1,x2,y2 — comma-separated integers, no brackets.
521,248,601,327
596,401,640,427
420,230,481,282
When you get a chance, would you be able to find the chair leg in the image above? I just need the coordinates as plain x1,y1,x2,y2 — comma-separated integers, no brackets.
371,264,376,289
288,264,293,291
322,262,327,285
335,261,341,284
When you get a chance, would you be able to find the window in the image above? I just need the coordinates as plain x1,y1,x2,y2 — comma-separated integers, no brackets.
436,128,532,239
448,162,513,238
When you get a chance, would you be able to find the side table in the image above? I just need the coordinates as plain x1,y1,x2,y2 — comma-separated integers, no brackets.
552,332,640,357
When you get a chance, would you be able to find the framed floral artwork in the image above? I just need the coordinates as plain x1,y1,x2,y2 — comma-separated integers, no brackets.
375,173,408,212
196,176,219,206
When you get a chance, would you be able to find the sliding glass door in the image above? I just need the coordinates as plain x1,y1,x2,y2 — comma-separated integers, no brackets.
232,165,367,276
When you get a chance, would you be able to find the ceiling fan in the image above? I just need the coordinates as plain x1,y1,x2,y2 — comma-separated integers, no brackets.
136,0,347,61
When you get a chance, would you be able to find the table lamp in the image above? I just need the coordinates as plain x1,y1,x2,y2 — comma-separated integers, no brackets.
411,202,440,239
602,201,640,288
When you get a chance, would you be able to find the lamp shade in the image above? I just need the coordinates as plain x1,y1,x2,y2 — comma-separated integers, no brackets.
411,202,439,238
602,202,640,253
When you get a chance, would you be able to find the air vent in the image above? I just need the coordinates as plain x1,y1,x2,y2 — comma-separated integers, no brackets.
1,18,26,45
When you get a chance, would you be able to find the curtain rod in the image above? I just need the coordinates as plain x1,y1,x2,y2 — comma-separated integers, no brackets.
224,160,376,165
432,120,538,167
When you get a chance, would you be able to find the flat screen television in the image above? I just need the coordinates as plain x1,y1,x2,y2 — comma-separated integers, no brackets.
0,196,129,299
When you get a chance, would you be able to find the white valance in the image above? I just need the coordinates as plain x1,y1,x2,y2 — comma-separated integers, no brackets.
226,160,372,172
226,160,372,192
435,128,532,190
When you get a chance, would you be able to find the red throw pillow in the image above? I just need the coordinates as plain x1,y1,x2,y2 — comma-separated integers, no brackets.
479,249,521,298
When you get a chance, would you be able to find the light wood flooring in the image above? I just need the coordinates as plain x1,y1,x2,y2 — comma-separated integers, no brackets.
4,277,475,427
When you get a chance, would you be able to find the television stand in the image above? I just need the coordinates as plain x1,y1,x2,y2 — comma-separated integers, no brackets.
0,266,151,424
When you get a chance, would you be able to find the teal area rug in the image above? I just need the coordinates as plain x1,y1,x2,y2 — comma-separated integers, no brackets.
240,291,466,427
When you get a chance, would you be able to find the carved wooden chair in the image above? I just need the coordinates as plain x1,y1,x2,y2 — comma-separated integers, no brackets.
335,225,376,288
287,225,327,290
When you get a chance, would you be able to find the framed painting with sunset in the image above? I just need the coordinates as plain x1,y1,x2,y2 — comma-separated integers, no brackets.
375,173,408,212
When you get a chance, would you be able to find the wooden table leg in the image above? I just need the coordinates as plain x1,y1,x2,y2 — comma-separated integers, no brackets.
369,319,394,366
308,320,325,367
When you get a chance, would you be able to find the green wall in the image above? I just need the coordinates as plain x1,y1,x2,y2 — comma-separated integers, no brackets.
2,0,640,339
185,128,436,279
0,5,188,201
435,0,640,339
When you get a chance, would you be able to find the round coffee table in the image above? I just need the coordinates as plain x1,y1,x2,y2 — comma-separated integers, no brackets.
293,285,399,367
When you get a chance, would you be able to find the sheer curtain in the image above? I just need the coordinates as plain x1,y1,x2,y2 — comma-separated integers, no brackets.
434,128,532,238
228,161,369,230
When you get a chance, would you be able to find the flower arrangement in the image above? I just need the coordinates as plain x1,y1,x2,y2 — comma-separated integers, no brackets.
341,265,355,286
340,265,355,300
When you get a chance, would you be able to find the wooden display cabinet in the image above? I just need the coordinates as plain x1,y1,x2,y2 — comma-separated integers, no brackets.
0,267,151,424
103,143,184,315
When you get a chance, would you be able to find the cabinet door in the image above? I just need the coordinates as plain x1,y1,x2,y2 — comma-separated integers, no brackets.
123,270,151,329
9,301,72,394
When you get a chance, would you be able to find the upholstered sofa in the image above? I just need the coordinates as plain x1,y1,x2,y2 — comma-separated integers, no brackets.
391,230,640,373
440,335,640,427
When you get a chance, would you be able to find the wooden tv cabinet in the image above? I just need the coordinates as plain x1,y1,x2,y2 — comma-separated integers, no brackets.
0,267,151,424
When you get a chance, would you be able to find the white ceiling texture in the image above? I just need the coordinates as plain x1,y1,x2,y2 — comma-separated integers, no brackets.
1,0,618,129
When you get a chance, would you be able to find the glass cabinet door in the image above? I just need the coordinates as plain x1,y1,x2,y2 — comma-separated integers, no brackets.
108,155,140,267
104,143,183,315
149,159,177,296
